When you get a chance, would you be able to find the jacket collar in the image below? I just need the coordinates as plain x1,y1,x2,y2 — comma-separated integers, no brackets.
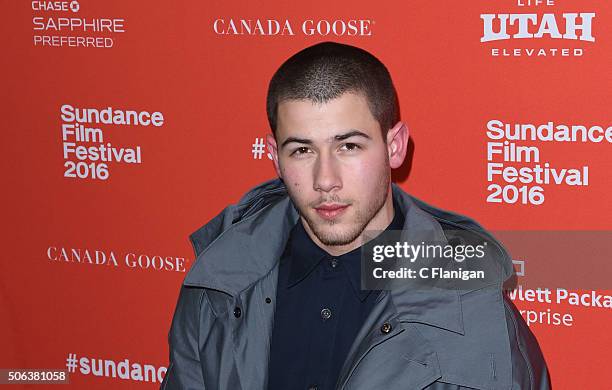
184,178,478,334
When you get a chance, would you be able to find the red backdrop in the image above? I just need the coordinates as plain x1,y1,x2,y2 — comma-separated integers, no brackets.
2,0,611,388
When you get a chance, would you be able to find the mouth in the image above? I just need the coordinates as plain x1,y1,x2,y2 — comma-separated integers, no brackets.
314,203,350,220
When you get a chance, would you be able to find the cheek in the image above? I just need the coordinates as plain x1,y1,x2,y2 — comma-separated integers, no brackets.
281,165,309,192
355,150,385,169
350,153,388,189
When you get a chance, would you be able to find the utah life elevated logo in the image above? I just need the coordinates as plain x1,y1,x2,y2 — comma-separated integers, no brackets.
480,0,596,57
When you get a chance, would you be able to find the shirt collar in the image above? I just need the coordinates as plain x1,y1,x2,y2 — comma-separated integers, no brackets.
285,199,405,301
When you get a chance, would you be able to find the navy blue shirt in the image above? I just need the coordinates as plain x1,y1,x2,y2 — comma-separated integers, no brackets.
267,205,405,390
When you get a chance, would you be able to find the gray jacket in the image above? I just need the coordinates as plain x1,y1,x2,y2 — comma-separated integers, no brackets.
161,179,550,390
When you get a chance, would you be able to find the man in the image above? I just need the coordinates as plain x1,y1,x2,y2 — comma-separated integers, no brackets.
161,42,549,389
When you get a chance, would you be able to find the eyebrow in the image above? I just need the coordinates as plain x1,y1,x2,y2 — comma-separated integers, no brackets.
280,130,371,149
334,130,371,141
281,137,312,149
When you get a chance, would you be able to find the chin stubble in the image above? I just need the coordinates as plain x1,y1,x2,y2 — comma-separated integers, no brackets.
303,175,390,247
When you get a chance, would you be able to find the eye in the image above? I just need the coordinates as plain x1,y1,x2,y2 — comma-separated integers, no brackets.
290,146,311,157
340,143,361,152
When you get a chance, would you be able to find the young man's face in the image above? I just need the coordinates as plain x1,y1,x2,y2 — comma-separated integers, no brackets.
267,92,408,255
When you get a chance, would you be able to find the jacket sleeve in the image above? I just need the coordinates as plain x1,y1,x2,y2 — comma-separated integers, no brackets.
161,285,207,390
503,295,551,389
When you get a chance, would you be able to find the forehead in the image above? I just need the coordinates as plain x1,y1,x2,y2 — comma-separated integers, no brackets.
276,92,381,140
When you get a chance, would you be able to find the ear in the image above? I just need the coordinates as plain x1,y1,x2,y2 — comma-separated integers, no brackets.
266,134,282,178
386,121,409,169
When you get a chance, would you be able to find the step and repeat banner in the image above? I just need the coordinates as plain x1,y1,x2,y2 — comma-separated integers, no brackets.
2,0,610,388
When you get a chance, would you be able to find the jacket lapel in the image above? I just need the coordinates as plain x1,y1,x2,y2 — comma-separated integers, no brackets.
336,291,442,390
230,266,280,390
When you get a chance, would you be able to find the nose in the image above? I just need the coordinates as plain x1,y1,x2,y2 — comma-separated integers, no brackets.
313,152,342,193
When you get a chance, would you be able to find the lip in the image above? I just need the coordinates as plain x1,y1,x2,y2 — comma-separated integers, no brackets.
314,204,349,220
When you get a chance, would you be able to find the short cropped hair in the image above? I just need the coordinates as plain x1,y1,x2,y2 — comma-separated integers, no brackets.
266,41,399,138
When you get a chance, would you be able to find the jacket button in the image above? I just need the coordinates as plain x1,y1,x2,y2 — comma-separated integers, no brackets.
265,297,272,304
381,322,392,334
233,307,242,318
